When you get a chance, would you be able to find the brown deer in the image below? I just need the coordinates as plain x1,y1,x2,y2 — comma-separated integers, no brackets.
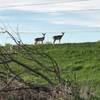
53,32,65,44
34,33,46,44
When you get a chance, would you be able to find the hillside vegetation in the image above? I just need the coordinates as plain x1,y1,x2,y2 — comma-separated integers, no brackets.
32,42,100,95
1,42,100,98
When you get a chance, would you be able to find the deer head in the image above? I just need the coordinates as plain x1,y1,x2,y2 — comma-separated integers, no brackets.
42,33,46,37
62,32,65,36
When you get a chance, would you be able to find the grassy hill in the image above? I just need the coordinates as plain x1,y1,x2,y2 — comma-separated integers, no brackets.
33,42,100,95
1,42,100,96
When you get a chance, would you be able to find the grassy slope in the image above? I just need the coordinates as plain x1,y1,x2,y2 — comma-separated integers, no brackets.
2,42,100,95
34,42,100,95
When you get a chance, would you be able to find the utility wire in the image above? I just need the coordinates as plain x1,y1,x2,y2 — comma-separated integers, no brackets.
0,1,69,8
0,1,99,12
0,0,99,14
0,4,99,12
0,0,92,9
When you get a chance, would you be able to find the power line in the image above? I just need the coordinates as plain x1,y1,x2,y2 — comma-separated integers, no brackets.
0,0,99,12
0,0,92,8
0,1,68,8
0,0,92,9
0,4,99,12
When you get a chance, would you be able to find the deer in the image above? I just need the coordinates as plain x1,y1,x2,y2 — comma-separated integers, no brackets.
34,33,46,44
53,32,65,44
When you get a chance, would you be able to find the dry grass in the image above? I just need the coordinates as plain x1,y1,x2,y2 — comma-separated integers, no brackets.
0,81,98,100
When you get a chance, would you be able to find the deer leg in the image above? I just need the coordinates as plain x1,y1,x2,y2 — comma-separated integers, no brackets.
59,39,61,44
35,41,37,45
42,41,43,44
35,41,36,45
53,40,55,44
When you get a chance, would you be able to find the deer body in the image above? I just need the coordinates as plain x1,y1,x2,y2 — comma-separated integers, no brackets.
35,33,46,44
53,32,65,44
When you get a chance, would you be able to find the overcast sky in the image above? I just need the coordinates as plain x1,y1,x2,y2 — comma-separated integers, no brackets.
0,0,100,45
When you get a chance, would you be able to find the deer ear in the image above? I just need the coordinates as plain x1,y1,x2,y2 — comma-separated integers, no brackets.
62,32,65,34
42,33,46,35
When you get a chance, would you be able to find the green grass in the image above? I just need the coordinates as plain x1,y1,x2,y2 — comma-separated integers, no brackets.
1,42,100,96
32,42,100,95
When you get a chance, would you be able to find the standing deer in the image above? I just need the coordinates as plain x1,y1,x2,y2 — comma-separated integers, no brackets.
34,33,46,44
53,32,65,44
